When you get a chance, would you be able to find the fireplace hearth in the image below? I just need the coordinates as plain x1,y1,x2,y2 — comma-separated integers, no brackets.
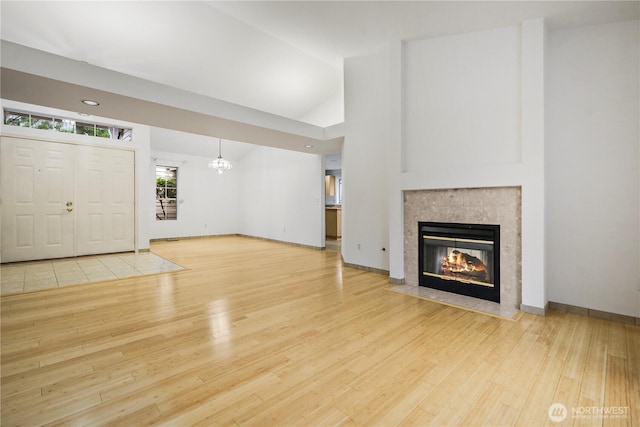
419,222,500,303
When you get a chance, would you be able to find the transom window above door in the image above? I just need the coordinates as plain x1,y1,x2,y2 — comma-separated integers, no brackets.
3,109,133,140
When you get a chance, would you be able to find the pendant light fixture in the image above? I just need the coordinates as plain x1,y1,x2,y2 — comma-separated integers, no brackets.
208,138,232,174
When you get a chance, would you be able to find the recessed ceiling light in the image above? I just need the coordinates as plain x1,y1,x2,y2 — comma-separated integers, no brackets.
81,99,99,106
305,145,313,148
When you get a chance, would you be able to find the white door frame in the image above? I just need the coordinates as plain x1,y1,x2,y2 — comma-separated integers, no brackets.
1,135,137,262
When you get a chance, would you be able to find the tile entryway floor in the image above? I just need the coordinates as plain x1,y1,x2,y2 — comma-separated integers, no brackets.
0,252,184,295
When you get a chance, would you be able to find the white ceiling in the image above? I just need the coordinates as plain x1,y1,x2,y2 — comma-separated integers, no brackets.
0,1,343,126
210,1,640,67
1,1,638,157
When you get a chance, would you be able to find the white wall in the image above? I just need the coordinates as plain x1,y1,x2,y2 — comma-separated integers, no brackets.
342,47,392,271
546,20,640,317
403,25,522,172
238,146,324,248
149,151,240,239
151,145,324,248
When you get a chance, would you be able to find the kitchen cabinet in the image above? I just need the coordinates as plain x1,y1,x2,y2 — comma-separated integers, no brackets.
326,207,341,238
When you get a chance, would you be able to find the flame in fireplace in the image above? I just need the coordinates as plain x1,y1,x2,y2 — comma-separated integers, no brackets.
441,250,490,282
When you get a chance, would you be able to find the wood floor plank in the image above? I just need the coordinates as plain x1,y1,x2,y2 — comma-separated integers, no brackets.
578,319,610,408
1,236,638,426
458,381,507,426
626,324,640,427
603,355,631,427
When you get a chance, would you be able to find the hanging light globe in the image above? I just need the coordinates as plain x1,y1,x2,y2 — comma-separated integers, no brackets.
209,138,232,174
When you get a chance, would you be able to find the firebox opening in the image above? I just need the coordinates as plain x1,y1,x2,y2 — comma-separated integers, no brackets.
419,222,500,303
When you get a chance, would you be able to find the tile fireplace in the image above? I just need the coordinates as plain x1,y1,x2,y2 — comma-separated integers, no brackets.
403,187,521,311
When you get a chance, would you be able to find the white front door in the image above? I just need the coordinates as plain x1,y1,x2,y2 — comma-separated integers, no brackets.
76,145,135,256
1,137,76,262
1,136,135,263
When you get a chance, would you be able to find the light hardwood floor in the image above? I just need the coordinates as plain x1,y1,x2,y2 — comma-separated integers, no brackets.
1,236,638,426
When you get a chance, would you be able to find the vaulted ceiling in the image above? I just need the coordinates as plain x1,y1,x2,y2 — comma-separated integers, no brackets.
1,1,638,157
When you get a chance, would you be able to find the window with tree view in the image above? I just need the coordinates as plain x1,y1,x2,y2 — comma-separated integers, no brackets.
3,109,132,140
156,166,177,220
